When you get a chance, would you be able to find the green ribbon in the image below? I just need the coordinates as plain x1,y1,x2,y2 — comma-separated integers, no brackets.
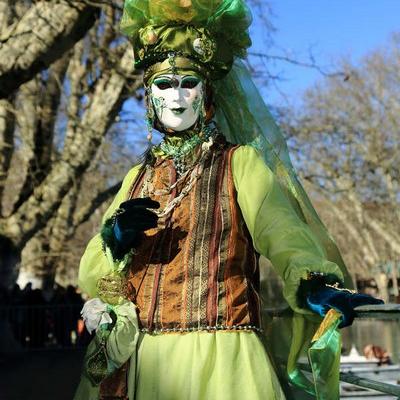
287,310,342,400
308,310,342,400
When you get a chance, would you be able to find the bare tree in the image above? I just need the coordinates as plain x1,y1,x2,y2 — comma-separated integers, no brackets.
0,0,102,98
0,1,144,290
284,34,400,294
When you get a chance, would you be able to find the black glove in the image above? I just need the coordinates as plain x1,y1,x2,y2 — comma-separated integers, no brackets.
306,286,383,328
101,197,160,261
298,273,383,328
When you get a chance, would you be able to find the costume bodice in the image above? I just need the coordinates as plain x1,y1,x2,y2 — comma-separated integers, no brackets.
126,141,262,333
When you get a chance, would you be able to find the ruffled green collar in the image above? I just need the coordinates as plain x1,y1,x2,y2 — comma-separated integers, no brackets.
151,124,217,175
152,130,198,159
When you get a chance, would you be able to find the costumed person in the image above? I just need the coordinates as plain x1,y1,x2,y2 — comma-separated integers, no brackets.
74,1,383,399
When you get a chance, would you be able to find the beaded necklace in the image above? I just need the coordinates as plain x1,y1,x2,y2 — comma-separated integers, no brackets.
153,123,217,175
141,134,215,219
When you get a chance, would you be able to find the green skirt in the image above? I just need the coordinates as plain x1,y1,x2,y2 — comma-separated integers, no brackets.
134,330,286,400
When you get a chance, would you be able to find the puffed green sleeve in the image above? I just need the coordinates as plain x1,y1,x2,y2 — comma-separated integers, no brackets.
78,165,142,298
231,145,344,313
106,302,140,367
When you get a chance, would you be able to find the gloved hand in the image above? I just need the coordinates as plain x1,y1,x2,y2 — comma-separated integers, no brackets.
306,285,384,328
101,197,160,261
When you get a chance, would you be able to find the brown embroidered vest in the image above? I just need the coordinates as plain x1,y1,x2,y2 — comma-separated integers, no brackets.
126,141,262,333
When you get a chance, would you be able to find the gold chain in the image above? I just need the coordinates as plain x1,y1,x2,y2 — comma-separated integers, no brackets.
140,137,214,218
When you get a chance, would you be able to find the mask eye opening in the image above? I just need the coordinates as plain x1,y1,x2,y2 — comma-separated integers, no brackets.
154,78,173,90
181,76,201,89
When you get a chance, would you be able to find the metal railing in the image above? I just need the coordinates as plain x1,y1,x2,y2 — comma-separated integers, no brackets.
1,304,399,397
0,304,89,350
339,304,400,399
267,304,400,399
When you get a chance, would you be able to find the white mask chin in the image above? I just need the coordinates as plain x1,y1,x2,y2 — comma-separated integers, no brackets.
150,74,204,132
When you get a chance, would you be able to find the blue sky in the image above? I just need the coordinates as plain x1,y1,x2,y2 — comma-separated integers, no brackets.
250,1,400,105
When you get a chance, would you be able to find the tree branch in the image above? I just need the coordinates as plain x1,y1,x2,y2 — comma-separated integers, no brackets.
2,47,141,248
0,97,15,215
0,0,99,98
73,180,122,227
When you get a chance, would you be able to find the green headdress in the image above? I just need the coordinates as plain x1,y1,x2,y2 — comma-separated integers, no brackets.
120,0,252,80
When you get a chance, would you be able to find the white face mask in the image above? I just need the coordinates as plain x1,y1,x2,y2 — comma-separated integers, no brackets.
150,74,204,132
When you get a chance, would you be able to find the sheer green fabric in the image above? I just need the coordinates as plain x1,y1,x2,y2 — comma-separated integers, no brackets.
213,60,352,290
121,0,251,55
213,67,350,396
308,310,342,400
232,145,343,399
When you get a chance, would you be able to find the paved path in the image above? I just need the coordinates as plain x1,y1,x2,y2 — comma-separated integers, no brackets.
0,349,85,400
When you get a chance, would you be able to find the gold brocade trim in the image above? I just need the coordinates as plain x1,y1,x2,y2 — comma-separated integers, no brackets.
84,332,110,386
97,273,130,305
144,56,205,85
140,324,263,334
311,309,342,343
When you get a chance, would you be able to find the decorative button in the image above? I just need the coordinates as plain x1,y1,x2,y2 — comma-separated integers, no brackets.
193,38,204,55
147,29,158,45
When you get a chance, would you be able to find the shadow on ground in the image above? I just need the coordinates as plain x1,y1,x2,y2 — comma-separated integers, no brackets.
0,349,86,400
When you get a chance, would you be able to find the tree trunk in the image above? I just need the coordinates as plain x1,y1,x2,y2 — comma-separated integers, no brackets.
0,234,20,290
0,1,145,289
0,45,140,288
1,47,138,247
0,98,15,212
391,262,399,300
375,272,389,303
0,1,99,98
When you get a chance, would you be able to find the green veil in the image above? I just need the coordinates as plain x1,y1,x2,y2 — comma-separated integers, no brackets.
213,59,352,289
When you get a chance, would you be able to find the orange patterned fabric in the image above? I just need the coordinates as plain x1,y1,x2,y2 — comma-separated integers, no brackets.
99,362,129,399
127,141,261,332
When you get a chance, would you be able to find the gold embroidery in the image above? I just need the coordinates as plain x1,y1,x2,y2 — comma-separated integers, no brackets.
97,273,131,306
311,309,342,343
